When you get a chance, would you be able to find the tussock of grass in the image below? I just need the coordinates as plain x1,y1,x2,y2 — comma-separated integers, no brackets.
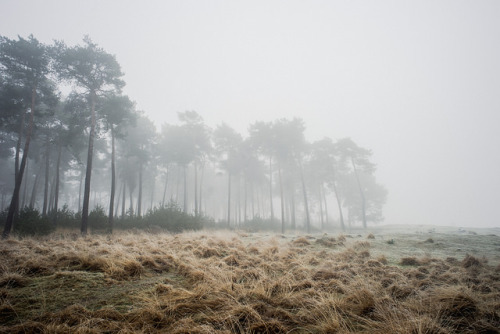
0,273,28,288
400,257,420,266
0,230,499,333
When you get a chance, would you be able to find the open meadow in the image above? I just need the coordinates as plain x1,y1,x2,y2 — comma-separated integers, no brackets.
1,226,499,333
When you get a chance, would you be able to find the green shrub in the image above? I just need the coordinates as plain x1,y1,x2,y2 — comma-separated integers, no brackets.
113,201,206,232
52,205,79,229
143,201,203,232
13,207,55,236
88,205,108,232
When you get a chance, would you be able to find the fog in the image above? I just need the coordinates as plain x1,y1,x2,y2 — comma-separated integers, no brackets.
2,0,499,228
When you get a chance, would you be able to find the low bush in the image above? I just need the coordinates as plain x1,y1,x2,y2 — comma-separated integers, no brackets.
143,202,203,232
13,207,55,236
88,206,108,232
52,205,79,229
114,201,204,233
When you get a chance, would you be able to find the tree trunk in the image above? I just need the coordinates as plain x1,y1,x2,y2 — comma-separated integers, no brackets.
269,156,274,221
244,178,248,223
291,190,296,230
183,165,187,213
227,172,231,227
108,125,116,233
14,111,25,217
30,162,42,209
121,180,126,219
299,162,311,234
199,162,205,216
194,162,198,216
162,169,169,207
150,172,155,211
175,165,180,203
21,158,29,209
319,185,324,231
14,112,25,187
322,184,329,228
351,158,367,228
138,162,143,217
81,90,97,235
331,180,345,231
53,142,62,222
2,87,36,239
115,180,122,217
251,182,255,220
278,165,285,234
48,173,56,214
42,137,50,216
129,187,134,217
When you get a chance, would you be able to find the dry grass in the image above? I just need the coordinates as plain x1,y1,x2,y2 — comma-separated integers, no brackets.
0,230,499,333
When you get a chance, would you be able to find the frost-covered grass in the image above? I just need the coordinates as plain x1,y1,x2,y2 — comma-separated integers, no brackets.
0,229,499,333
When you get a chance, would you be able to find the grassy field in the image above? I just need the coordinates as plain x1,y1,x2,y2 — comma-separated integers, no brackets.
0,226,499,333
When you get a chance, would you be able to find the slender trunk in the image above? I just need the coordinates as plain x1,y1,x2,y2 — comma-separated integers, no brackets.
14,112,25,185
48,173,56,213
162,169,169,206
30,162,42,209
351,158,367,228
278,165,285,234
77,170,83,212
183,165,187,213
332,179,345,231
129,187,134,216
291,190,296,230
227,172,231,227
108,125,116,233
81,90,96,235
21,158,29,208
150,172,155,211
258,185,263,218
199,162,205,215
319,185,324,231
237,176,241,226
269,156,274,221
115,181,122,217
257,186,266,218
138,162,143,217
3,87,36,239
323,185,329,228
299,162,311,234
194,162,198,216
121,180,126,219
244,178,248,223
53,142,62,222
42,137,50,216
250,182,255,220
175,165,180,203
14,112,26,217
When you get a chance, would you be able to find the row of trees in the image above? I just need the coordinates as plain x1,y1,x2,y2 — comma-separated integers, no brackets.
0,35,387,237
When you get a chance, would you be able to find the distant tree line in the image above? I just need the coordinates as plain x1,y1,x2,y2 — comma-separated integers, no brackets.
0,35,387,237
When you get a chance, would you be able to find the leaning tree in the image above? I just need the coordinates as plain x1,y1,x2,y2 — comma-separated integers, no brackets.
1,35,54,239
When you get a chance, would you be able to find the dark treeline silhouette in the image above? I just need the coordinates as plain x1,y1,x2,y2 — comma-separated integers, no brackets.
0,35,387,237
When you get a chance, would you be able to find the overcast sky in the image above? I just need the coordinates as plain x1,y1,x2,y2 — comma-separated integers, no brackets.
2,0,499,227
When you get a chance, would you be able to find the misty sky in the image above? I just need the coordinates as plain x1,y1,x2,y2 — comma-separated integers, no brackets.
1,0,499,228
